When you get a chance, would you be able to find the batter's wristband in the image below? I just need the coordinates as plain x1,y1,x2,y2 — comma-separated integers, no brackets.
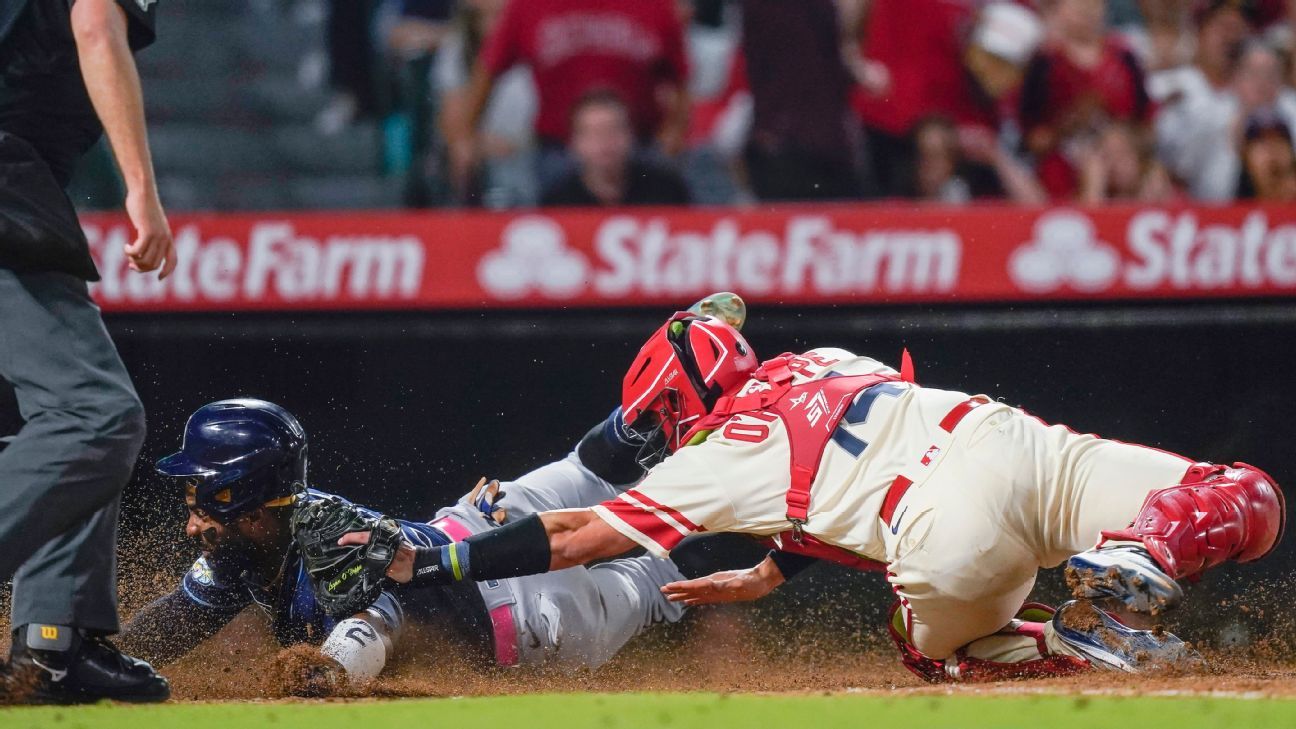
408,546,454,587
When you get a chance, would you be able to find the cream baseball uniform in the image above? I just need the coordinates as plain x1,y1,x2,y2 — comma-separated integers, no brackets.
593,348,1193,660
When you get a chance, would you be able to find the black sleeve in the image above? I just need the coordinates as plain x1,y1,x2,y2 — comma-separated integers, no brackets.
1017,53,1051,138
109,0,157,50
667,169,692,205
768,550,819,582
400,0,454,21
116,587,239,666
574,407,649,487
539,174,590,207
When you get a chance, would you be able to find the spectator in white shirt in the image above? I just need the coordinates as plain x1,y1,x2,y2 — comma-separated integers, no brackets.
1156,35,1296,200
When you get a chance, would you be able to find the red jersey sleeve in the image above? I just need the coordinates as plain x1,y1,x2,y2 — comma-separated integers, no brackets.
655,0,688,85
590,447,736,558
479,0,525,77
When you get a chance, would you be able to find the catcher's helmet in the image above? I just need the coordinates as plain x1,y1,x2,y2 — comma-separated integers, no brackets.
157,399,307,522
622,312,758,465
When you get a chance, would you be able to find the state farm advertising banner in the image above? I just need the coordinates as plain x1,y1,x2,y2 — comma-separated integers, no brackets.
81,204,1296,312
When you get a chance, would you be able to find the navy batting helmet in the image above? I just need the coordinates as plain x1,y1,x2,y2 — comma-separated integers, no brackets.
157,399,308,522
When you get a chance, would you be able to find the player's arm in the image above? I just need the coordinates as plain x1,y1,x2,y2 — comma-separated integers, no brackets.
660,551,817,606
318,594,402,682
71,0,175,278
115,587,241,665
354,509,638,585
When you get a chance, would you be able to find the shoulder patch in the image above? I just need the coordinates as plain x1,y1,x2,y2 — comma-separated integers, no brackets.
188,557,216,587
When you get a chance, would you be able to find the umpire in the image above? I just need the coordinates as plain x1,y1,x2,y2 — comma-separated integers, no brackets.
0,0,174,704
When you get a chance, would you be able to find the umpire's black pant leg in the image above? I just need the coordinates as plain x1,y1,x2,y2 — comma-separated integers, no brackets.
0,268,146,634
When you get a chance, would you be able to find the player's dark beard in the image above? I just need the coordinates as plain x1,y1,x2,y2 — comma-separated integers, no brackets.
195,527,279,581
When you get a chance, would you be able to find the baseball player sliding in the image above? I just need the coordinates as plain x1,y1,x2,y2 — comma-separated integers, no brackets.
325,306,1284,681
117,397,692,689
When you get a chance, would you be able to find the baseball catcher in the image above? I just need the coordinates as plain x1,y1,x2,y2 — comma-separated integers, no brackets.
333,309,1284,682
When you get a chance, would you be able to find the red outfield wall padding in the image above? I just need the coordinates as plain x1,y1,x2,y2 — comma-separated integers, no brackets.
81,203,1296,312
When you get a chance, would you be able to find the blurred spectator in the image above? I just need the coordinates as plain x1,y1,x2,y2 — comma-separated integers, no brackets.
388,0,454,57
739,0,859,201
450,0,690,193
1021,0,1152,199
1148,1,1253,102
1115,0,1195,72
541,91,692,207
437,0,539,207
1157,38,1296,200
317,0,383,135
906,116,1048,204
1076,121,1175,203
852,1,1044,196
680,0,751,204
1237,112,1296,200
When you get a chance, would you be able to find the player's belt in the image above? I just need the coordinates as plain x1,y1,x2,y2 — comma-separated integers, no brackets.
490,604,520,666
429,515,473,541
879,395,991,526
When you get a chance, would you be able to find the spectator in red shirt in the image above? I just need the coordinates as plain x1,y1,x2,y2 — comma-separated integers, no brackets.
1019,0,1152,198
852,1,1043,195
449,0,690,193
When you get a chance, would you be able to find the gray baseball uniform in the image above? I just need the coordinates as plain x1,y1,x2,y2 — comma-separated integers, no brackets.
432,453,686,669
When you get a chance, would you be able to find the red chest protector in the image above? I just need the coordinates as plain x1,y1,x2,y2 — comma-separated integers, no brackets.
682,351,916,572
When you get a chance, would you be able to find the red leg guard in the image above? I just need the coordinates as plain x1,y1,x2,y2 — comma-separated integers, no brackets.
887,601,1090,683
1100,462,1286,580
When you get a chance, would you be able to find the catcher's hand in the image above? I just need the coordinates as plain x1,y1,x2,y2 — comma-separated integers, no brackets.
660,556,786,606
291,495,405,618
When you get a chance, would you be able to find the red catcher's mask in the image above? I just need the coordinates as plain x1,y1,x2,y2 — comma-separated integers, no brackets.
621,312,759,466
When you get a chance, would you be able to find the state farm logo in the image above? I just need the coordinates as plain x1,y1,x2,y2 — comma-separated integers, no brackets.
86,221,425,304
478,214,960,301
477,216,588,299
1008,211,1120,293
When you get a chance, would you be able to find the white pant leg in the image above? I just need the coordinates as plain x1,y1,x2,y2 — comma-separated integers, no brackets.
1036,426,1192,565
491,452,621,517
886,406,1193,660
885,405,1046,660
509,554,686,669
438,453,620,528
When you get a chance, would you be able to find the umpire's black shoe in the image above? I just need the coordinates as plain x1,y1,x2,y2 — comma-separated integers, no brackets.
8,624,170,704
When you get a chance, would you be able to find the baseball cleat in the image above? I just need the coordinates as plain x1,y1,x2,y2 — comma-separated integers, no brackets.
1066,545,1184,615
1052,600,1200,674
687,292,747,331
9,624,170,704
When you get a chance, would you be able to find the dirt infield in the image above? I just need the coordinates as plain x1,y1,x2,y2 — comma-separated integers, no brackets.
118,600,1293,702
2,546,1295,702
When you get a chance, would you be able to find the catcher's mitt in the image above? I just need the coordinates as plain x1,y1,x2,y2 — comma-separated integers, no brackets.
291,495,404,619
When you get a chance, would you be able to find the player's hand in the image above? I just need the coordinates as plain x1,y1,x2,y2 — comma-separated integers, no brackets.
124,185,176,279
661,559,784,606
338,531,417,583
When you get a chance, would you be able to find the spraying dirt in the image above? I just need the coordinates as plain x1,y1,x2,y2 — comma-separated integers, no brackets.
3,540,1295,702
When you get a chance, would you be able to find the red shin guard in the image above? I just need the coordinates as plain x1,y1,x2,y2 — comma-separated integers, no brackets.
1101,462,1285,579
